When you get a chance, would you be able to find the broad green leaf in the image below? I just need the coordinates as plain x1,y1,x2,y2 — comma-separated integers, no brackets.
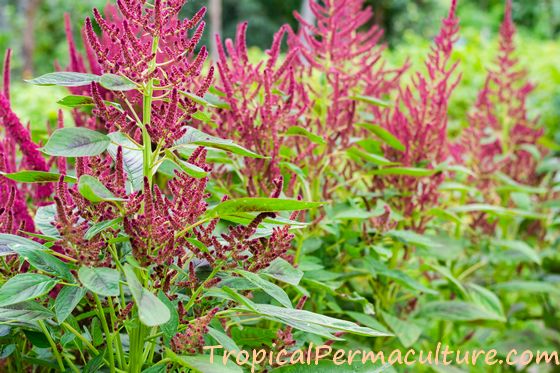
369,167,436,177
41,127,111,157
157,290,179,343
107,132,144,191
346,147,398,166
428,264,467,297
78,267,120,297
124,264,170,326
262,258,303,286
164,149,208,179
178,90,217,108
99,73,137,91
387,230,444,249
283,126,326,145
207,327,240,352
449,204,546,219
0,274,57,307
175,126,265,159
350,95,391,107
381,312,422,348
0,234,46,256
493,281,560,295
11,245,73,281
418,301,505,321
0,170,76,183
467,284,505,321
365,258,438,295
203,92,230,109
356,123,404,151
57,95,94,108
251,304,389,338
492,239,541,265
55,286,86,323
235,270,293,308
166,351,243,373
78,175,126,203
84,218,123,240
34,204,60,239
208,198,323,218
0,302,54,323
26,72,99,87
346,312,392,334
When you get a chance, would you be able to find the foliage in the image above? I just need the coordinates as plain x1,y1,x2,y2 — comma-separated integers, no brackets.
0,0,559,372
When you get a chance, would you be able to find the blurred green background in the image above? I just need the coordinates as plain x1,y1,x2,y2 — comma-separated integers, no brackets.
0,0,559,142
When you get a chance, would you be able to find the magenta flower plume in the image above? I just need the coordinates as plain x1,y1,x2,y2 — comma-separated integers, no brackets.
462,0,544,189
213,23,309,195
374,0,461,231
290,0,407,149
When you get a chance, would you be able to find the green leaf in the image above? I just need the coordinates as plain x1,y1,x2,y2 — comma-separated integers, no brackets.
99,73,137,91
272,360,390,373
492,239,541,265
124,264,170,326
449,204,546,220
356,123,405,151
235,270,292,308
178,90,217,108
41,127,111,157
84,218,123,240
83,349,106,373
0,234,46,256
78,267,120,297
57,95,94,108
365,258,438,295
34,204,60,239
175,126,265,159
164,149,208,179
350,95,391,107
346,147,398,166
381,312,422,348
207,327,240,352
467,284,505,321
262,258,304,286
493,281,560,295
55,286,86,323
208,198,323,218
369,167,436,177
0,302,54,323
166,351,243,373
418,301,505,321
386,230,443,249
246,303,390,338
78,175,126,203
157,291,179,343
26,72,99,87
0,274,57,307
428,264,467,297
283,126,326,145
0,170,76,183
11,245,73,281
107,132,144,191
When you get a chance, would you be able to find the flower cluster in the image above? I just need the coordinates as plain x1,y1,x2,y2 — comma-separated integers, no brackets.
461,0,545,192
213,23,309,196
373,0,460,231
290,0,406,150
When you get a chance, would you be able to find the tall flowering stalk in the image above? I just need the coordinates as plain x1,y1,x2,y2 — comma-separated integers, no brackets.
373,0,461,231
213,23,309,196
290,0,406,152
461,0,545,192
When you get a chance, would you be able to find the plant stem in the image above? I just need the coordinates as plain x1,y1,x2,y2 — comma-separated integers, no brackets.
38,320,65,371
142,36,160,188
94,294,116,373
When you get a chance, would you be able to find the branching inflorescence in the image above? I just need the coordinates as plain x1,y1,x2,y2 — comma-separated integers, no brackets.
374,0,461,231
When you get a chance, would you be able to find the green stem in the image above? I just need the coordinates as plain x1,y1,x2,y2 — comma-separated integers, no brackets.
94,294,115,373
38,320,65,371
142,36,160,188
108,297,125,370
